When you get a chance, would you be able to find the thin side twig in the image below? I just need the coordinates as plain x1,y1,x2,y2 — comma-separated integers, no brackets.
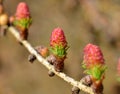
8,26,94,94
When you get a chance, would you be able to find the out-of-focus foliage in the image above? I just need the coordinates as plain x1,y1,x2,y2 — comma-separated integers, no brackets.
0,0,120,94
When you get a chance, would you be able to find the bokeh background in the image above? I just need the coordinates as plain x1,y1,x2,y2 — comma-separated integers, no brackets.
0,0,120,94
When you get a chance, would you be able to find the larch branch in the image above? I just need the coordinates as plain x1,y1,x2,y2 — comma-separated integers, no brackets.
8,26,94,94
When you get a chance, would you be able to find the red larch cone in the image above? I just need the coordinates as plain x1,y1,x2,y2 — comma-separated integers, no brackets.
82,43,106,94
13,2,32,40
83,43,105,68
49,27,68,72
82,43,106,80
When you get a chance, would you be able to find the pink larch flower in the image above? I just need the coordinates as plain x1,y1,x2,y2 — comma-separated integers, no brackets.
15,2,30,20
83,43,105,68
50,27,67,48
49,27,68,72
82,43,106,80
13,2,32,40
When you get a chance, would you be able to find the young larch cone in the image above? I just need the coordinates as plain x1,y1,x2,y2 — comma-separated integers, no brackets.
82,43,106,80
13,2,32,40
50,27,68,58
49,27,68,72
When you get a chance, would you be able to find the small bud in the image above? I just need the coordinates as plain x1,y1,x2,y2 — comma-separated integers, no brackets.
48,70,55,77
72,86,80,94
28,54,36,63
35,46,49,58
81,75,92,86
28,46,49,63
46,55,56,65
0,13,8,26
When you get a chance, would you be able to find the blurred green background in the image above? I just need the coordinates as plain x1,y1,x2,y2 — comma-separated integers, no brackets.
0,0,120,94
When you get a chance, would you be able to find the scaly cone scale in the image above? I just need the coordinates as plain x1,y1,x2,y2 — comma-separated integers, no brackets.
13,2,32,40
49,27,68,72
